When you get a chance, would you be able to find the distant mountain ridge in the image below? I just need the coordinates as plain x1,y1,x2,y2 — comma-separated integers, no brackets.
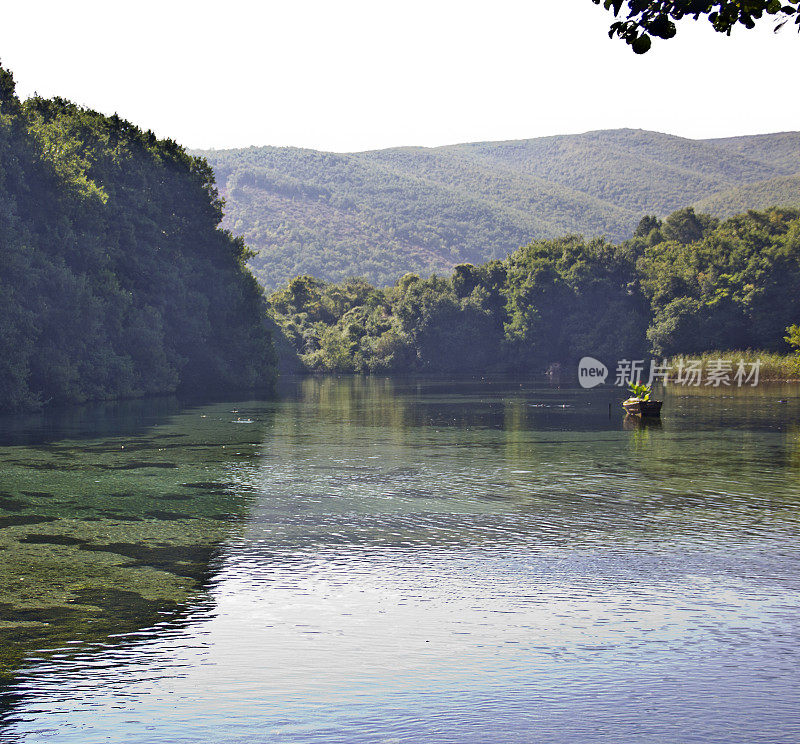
195,129,800,290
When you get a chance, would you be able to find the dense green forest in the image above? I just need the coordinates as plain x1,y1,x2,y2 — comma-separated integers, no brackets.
269,207,800,373
0,68,277,411
197,129,800,289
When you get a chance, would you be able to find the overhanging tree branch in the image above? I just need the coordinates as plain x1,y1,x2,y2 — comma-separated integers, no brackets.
593,0,800,53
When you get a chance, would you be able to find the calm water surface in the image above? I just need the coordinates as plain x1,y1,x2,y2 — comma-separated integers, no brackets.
1,377,799,743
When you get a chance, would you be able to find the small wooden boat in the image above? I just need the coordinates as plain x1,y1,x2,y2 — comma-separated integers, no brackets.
622,397,663,417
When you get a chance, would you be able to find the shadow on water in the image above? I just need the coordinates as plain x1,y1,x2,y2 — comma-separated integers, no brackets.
0,396,186,448
0,395,277,728
0,388,283,448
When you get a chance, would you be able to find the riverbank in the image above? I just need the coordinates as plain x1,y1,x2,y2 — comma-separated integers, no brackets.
664,351,800,383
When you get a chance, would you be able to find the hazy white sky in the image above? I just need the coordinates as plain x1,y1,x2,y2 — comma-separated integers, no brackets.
1,0,797,152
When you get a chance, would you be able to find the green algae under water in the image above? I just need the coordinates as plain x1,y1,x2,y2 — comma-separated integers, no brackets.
1,377,799,743
0,396,273,686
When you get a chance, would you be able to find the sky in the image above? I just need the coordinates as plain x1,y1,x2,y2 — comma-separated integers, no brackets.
0,0,798,152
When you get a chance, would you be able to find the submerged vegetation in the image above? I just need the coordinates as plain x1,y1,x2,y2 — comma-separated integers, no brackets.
269,207,800,374
0,67,277,411
0,397,274,684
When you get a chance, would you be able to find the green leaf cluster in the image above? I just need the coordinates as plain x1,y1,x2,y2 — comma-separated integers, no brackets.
786,324,800,352
593,0,800,54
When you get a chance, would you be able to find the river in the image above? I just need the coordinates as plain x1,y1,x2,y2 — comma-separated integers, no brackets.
1,376,799,743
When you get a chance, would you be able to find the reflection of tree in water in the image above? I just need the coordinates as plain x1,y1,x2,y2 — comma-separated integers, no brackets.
0,397,275,723
0,396,184,448
623,415,663,450
289,375,622,440
790,427,800,476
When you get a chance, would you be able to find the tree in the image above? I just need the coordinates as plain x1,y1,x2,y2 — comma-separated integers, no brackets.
786,324,800,351
634,215,662,238
593,0,800,53
0,65,277,410
661,207,717,244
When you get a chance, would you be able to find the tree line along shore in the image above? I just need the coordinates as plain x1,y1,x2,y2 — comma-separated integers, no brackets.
1,62,798,412
267,207,800,378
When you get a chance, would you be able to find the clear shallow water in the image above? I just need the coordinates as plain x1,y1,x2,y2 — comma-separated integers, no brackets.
1,377,799,743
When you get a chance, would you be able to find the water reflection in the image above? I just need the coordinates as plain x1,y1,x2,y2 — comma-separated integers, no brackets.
1,377,800,743
0,396,185,447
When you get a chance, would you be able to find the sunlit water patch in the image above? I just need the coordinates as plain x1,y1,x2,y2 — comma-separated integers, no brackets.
1,378,799,743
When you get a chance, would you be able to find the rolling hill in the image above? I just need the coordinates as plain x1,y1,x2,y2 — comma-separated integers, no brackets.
692,174,800,218
195,129,800,290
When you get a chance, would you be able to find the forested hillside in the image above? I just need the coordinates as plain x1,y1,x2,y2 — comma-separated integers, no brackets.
268,207,800,373
692,175,800,218
0,68,277,411
198,130,800,289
